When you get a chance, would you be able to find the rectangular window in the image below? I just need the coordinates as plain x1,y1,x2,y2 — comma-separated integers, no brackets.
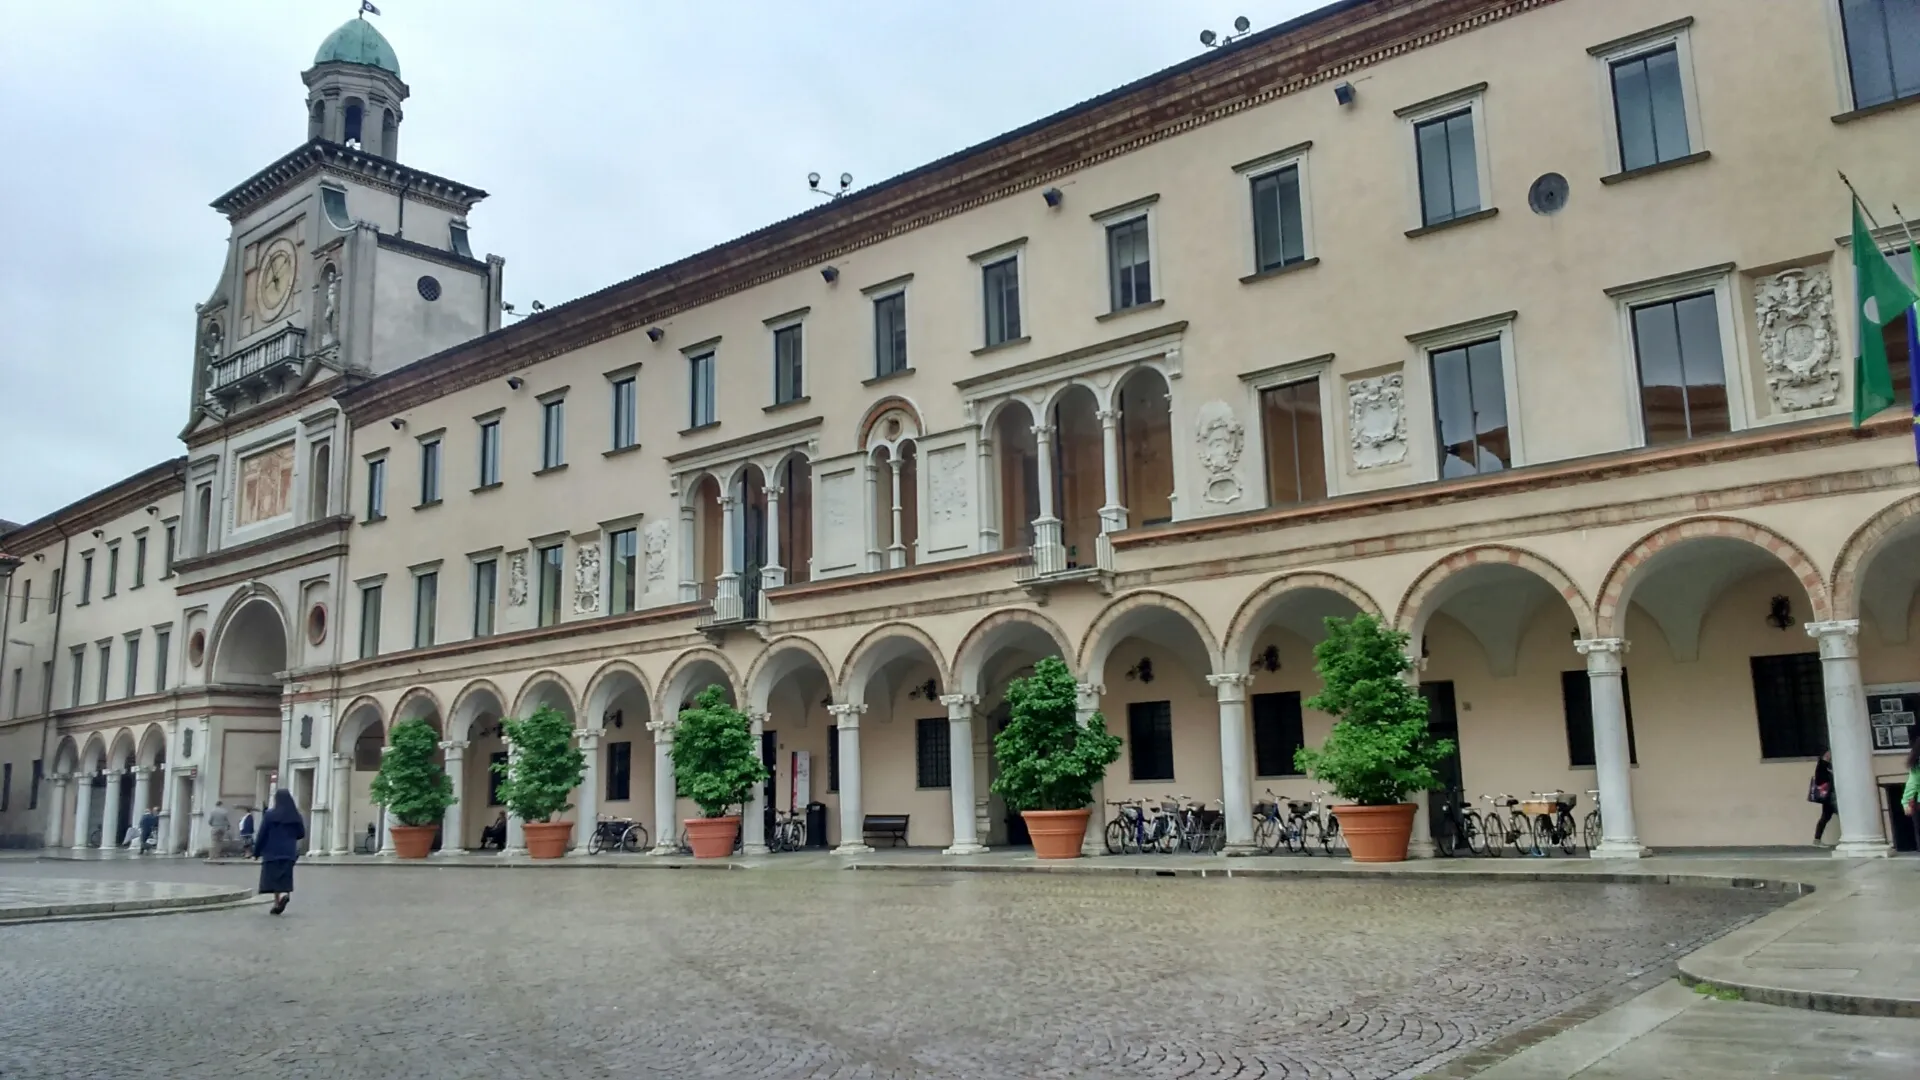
1106,216,1153,311
609,529,637,615
413,571,438,649
874,292,908,377
1251,691,1307,777
689,352,716,428
1631,292,1729,445
96,642,110,703
1,763,9,811
478,419,501,486
472,559,498,638
773,324,805,403
537,544,564,627
155,630,170,693
1751,652,1829,759
488,751,508,806
79,553,93,604
133,535,147,587
1559,669,1639,768
105,546,120,597
1840,0,1920,110
1430,338,1510,478
1260,379,1328,507
611,377,637,450
915,716,951,789
359,583,383,659
366,458,387,520
124,633,140,698
31,760,43,810
420,439,442,504
16,579,27,621
1415,109,1481,227
606,740,632,802
540,399,566,470
1610,45,1690,171
828,725,840,793
983,257,1022,347
163,525,177,577
1250,165,1307,272
41,660,53,712
1127,700,1175,782
68,647,83,706
7,668,20,719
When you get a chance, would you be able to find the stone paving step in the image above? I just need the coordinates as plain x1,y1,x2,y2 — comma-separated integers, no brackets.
0,877,252,923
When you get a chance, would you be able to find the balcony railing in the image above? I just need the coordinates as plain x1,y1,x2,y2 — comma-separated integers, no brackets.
695,566,763,631
1015,523,1114,593
209,326,306,391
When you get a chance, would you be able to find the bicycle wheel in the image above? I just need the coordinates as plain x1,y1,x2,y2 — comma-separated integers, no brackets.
1462,810,1485,856
1295,816,1319,855
1556,813,1577,855
1478,812,1504,857
1253,815,1278,854
587,829,606,855
1434,812,1458,858
1510,813,1537,856
1104,817,1127,855
1582,810,1601,851
1321,815,1341,855
1206,820,1225,855
624,824,647,853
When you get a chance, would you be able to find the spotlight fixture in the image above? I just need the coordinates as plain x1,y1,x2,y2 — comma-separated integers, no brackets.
1255,644,1281,673
90,529,105,539
506,376,525,391
646,327,664,343
821,265,840,284
1200,15,1252,48
389,418,406,431
1766,595,1795,631
146,506,159,516
1042,187,1063,208
1333,81,1356,106
33,553,45,562
808,171,854,199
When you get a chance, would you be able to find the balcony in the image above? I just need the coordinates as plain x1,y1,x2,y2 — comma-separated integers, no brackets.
208,326,306,398
695,567,766,638
1014,519,1114,601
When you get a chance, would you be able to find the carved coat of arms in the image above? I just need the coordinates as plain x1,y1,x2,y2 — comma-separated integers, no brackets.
1755,268,1839,412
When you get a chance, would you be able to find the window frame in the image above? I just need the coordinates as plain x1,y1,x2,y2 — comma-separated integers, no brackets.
476,413,503,487
971,240,1028,351
1099,209,1157,314
154,627,170,693
1251,690,1308,778
1751,652,1831,760
536,542,565,628
162,522,178,578
915,716,951,789
1397,85,1492,231
364,454,388,522
606,740,632,802
68,646,85,707
1242,354,1340,506
1589,19,1705,177
412,567,439,649
538,393,567,471
1126,699,1176,782
1606,264,1749,446
95,640,111,704
610,374,638,450
770,318,806,404
687,348,718,429
78,551,93,605
607,527,638,616
1234,142,1315,277
471,554,499,638
124,631,141,698
358,580,384,659
418,434,443,506
132,533,147,588
1826,0,1920,115
104,542,120,598
870,287,911,378
1406,312,1526,480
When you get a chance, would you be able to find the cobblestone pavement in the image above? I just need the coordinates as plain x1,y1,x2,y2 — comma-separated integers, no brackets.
0,861,1783,1080
0,876,244,919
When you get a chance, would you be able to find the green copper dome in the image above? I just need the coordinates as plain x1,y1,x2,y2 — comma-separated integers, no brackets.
313,18,401,76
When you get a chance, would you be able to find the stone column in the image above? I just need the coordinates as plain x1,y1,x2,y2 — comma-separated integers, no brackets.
502,740,526,856
886,457,907,569
1575,638,1647,858
330,752,352,854
1075,682,1107,857
863,460,883,572
1400,649,1435,859
1807,620,1892,858
102,770,127,850
44,776,69,848
1096,408,1127,537
1030,423,1064,574
131,767,153,848
940,694,988,854
648,719,679,854
72,772,94,851
437,740,467,855
741,711,771,855
571,729,601,855
829,704,872,854
976,438,1000,552
677,502,699,603
714,494,742,620
377,746,396,855
1208,674,1257,855
761,486,786,588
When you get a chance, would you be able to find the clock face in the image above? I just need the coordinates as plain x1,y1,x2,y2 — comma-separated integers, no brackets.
258,240,297,318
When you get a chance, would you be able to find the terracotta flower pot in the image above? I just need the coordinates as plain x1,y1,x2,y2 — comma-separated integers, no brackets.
521,820,574,859
685,815,741,859
388,824,437,859
1022,809,1092,859
1335,803,1418,863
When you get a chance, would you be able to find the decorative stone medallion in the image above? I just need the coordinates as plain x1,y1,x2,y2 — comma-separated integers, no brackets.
1348,373,1409,470
573,542,601,615
1755,267,1839,412
1194,400,1244,504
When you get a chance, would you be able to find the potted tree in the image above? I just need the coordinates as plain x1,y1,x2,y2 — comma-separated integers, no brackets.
990,657,1123,859
369,718,455,858
1294,614,1454,863
492,704,586,859
670,685,768,858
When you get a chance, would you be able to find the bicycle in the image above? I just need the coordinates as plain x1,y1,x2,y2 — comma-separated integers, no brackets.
1309,791,1344,855
1253,791,1291,854
771,808,807,852
1528,791,1579,855
1104,798,1158,854
1432,789,1485,857
1581,788,1602,851
1481,793,1538,856
585,816,649,855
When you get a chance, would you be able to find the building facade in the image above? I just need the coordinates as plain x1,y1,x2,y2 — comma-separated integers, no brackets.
3,0,1916,858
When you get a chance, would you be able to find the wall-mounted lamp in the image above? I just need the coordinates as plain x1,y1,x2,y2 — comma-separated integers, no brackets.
506,376,525,391
90,529,104,539
389,418,406,431
1420,635,1431,660
1333,82,1356,106
820,265,840,284
907,678,940,701
1255,644,1281,674
1766,595,1795,631
606,708,623,729
33,553,45,562
1124,657,1155,684
1042,187,1063,208
145,506,159,516
646,327,664,343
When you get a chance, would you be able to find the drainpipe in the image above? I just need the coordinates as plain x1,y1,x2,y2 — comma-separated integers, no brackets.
39,524,72,788
395,176,414,240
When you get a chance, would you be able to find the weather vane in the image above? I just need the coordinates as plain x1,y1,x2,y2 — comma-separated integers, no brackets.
359,0,381,18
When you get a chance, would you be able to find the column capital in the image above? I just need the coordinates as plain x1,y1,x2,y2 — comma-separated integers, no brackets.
1096,408,1121,426
574,729,602,748
1575,638,1628,674
644,718,677,736
1805,620,1861,660
1030,423,1055,439
106,768,126,779
938,693,978,712
437,739,469,755
332,752,351,768
767,485,784,500
1206,672,1255,700
827,703,866,729
131,765,154,776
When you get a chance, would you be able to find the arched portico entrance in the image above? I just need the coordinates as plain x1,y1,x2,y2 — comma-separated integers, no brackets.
745,638,836,852
951,609,1075,848
71,734,109,851
384,689,446,853
582,662,655,855
507,673,579,854
837,624,950,853
658,651,740,855
450,681,508,853
332,699,385,855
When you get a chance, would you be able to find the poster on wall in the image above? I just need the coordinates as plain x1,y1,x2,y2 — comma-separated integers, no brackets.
791,750,811,812
1865,683,1918,752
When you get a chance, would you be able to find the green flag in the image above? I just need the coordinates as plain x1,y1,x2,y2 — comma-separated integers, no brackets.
1851,203,1917,426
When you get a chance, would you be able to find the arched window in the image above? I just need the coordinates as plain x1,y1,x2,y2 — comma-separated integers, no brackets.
310,443,332,520
778,456,813,584
1050,387,1102,568
381,109,398,157
195,485,214,556
343,100,364,146
691,475,722,601
1117,368,1174,526
309,100,326,140
993,404,1039,551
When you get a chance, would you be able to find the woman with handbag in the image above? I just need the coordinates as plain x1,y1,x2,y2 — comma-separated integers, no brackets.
1809,751,1836,845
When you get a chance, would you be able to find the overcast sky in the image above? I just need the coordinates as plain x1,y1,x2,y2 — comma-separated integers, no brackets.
0,0,1321,524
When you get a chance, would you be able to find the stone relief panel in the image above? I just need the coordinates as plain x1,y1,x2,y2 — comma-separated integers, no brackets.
643,520,671,583
236,443,295,527
506,551,529,607
573,542,601,615
924,444,972,550
1755,267,1840,412
812,466,862,574
1193,400,1244,505
1347,372,1409,470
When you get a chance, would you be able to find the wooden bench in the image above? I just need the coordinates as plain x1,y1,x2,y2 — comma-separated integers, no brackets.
862,814,910,848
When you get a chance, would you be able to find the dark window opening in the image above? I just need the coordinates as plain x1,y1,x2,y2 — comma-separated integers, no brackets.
1430,338,1509,477
606,741,632,802
1751,652,1829,760
1251,691,1307,777
1415,109,1480,226
1632,292,1729,445
1840,0,1920,110
1559,669,1640,768
916,717,951,789
1127,700,1175,782
1251,165,1307,272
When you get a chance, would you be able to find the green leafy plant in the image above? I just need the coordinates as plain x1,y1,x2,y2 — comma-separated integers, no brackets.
370,718,456,826
491,704,585,824
1293,614,1455,806
670,685,768,819
990,657,1123,812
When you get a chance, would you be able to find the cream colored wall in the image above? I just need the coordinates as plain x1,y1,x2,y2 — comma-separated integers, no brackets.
856,662,954,848
1098,643,1222,809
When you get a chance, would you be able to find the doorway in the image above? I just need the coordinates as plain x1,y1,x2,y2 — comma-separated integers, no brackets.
761,730,778,841
993,703,1031,847
293,768,315,855
1420,681,1463,837
116,772,136,845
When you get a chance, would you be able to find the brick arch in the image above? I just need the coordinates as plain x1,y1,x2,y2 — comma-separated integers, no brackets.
508,669,581,720
1078,589,1223,679
1596,516,1830,638
1223,571,1383,672
335,695,386,754
1396,544,1597,641
658,647,743,711
106,727,139,770
858,395,925,448
950,608,1075,695
582,659,653,723
1831,493,1920,621
837,621,950,698
744,635,836,713
448,679,508,739
390,686,446,732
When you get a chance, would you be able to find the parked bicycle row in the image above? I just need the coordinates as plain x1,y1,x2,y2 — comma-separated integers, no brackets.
1433,789,1604,857
1103,791,1350,856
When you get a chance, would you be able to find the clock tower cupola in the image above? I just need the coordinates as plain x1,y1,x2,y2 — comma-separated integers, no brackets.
305,13,407,158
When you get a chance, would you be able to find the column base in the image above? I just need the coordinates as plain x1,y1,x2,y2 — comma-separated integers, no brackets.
1405,837,1436,859
501,845,527,857
942,842,990,855
1832,837,1893,859
741,843,771,856
1589,839,1651,859
1223,842,1261,858
833,842,875,855
432,847,467,857
649,843,680,856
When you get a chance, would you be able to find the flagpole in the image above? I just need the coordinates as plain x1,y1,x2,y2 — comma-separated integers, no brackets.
1893,201,1920,466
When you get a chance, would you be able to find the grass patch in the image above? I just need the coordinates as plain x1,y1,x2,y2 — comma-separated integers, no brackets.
1687,979,1745,1001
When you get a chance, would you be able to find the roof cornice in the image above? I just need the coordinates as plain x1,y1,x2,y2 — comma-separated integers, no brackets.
211,138,487,221
338,0,1555,426
0,458,187,552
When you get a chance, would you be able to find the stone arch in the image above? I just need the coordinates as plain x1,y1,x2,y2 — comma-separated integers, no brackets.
335,696,385,754
107,727,139,771
951,608,1075,696
208,584,293,685
1396,544,1597,643
79,732,109,774
53,735,80,775
449,680,508,741
1223,571,1384,673
837,621,950,698
391,686,445,731
1831,492,1920,623
745,636,836,713
858,395,925,449
1078,589,1223,680
509,670,581,720
135,723,168,768
1596,516,1830,639
1040,377,1109,416
583,659,653,725
659,647,743,712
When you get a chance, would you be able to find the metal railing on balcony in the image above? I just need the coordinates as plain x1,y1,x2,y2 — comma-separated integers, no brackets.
694,565,762,630
208,326,306,391
1014,530,1114,586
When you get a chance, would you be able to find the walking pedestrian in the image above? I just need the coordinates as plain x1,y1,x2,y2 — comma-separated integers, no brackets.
138,806,159,853
1901,743,1919,828
254,790,306,916
239,807,257,857
1809,750,1836,845
207,800,231,856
